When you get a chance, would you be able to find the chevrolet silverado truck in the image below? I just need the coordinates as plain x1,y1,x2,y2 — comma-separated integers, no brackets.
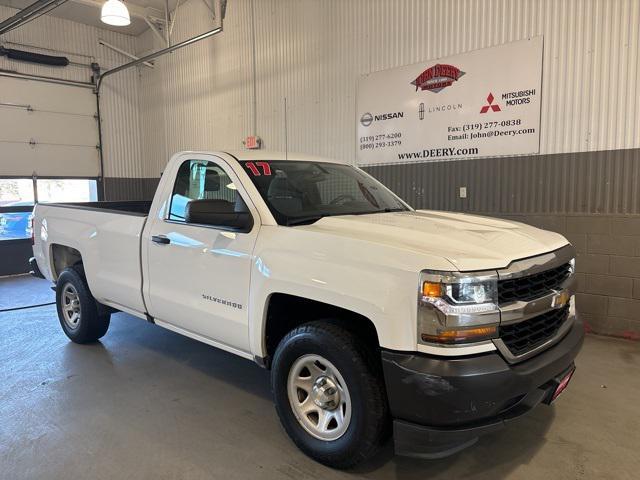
31,150,584,468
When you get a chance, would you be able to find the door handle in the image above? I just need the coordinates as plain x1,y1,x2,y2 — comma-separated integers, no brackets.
151,235,170,245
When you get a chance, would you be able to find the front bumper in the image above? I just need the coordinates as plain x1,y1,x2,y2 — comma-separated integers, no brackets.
381,315,584,459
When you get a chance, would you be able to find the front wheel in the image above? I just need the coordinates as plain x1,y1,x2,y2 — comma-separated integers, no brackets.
56,267,110,343
271,321,390,469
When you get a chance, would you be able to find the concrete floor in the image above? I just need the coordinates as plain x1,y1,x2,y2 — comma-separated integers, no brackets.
0,274,53,310
0,277,639,480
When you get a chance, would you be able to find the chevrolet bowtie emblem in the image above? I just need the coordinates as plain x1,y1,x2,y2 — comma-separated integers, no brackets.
551,290,570,308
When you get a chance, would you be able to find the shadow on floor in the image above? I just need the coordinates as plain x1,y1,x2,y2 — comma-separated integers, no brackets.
339,394,554,479
103,312,273,401
96,312,555,479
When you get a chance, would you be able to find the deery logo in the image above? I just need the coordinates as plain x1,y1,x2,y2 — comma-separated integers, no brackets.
410,64,465,93
480,93,501,113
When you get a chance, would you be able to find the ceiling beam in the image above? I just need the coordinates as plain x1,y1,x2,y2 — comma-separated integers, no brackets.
98,38,154,68
98,25,222,90
0,0,68,35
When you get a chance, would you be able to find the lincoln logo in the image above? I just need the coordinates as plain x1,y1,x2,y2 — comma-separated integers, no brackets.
410,64,465,93
480,93,501,113
418,102,425,120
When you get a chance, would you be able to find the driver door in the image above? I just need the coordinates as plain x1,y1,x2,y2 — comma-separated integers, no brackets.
144,156,259,354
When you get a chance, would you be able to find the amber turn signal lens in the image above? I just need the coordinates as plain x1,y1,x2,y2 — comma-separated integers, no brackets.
422,281,443,298
421,325,498,344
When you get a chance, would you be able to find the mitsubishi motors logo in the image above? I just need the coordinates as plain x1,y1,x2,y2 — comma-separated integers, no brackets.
480,93,501,113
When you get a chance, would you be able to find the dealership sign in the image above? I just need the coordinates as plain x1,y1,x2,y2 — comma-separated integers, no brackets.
356,37,543,165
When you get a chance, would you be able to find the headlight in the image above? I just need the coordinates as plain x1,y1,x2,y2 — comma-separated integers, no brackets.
418,270,499,345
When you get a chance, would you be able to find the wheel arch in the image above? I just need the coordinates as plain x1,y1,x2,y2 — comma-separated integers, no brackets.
260,292,381,368
50,243,83,280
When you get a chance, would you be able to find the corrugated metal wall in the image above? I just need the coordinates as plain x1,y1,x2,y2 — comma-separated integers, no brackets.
0,5,142,179
137,0,254,177
136,0,640,180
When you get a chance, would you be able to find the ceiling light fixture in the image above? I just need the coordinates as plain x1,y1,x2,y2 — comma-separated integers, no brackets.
101,0,131,26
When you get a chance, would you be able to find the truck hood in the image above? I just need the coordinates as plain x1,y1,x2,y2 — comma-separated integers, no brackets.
297,210,569,271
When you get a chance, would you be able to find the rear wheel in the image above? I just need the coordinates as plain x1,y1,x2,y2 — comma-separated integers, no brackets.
271,321,390,469
56,267,110,343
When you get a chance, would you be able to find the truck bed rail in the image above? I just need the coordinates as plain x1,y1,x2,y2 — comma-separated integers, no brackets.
46,201,152,216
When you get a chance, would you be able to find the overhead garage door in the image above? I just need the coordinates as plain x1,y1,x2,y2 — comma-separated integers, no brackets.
0,75,100,276
0,76,99,178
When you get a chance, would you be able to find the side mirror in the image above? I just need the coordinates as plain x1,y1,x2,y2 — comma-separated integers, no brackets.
185,199,253,232
224,211,253,232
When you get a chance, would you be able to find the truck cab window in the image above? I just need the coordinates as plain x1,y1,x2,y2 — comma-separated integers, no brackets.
168,160,239,222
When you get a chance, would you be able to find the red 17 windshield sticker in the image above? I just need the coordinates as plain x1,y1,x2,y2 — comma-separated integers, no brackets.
245,162,272,176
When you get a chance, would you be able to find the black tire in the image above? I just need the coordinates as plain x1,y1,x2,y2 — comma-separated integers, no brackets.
271,321,390,469
56,266,110,343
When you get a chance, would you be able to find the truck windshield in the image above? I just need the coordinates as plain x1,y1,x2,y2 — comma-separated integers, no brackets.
239,160,410,226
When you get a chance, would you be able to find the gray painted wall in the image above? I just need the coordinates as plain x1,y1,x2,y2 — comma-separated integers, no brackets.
499,213,640,339
364,148,640,215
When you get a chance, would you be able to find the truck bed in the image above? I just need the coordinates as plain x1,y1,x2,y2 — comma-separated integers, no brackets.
33,201,150,315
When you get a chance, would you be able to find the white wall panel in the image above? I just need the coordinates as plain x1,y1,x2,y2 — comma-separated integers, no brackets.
0,5,142,178
137,0,640,172
137,0,253,177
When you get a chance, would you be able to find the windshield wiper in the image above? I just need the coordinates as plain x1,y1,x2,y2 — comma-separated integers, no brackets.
351,207,407,216
286,215,325,226
286,208,406,226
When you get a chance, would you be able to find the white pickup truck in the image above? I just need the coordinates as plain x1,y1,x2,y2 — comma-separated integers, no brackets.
32,150,583,468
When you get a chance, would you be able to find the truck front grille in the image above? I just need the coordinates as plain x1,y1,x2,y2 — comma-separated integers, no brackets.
499,306,570,357
498,262,572,304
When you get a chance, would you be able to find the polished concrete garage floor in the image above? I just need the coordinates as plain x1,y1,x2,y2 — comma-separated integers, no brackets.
1,276,639,480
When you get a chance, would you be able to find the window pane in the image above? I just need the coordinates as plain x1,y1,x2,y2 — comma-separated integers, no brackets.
169,160,239,222
0,179,34,241
0,211,33,240
36,179,98,203
0,179,34,206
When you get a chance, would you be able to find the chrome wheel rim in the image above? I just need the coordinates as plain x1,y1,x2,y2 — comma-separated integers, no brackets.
61,283,81,330
287,354,352,441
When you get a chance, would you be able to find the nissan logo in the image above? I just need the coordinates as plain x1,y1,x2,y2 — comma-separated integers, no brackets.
360,112,373,127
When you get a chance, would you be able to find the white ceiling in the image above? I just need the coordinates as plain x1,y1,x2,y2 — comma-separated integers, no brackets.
0,0,178,36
